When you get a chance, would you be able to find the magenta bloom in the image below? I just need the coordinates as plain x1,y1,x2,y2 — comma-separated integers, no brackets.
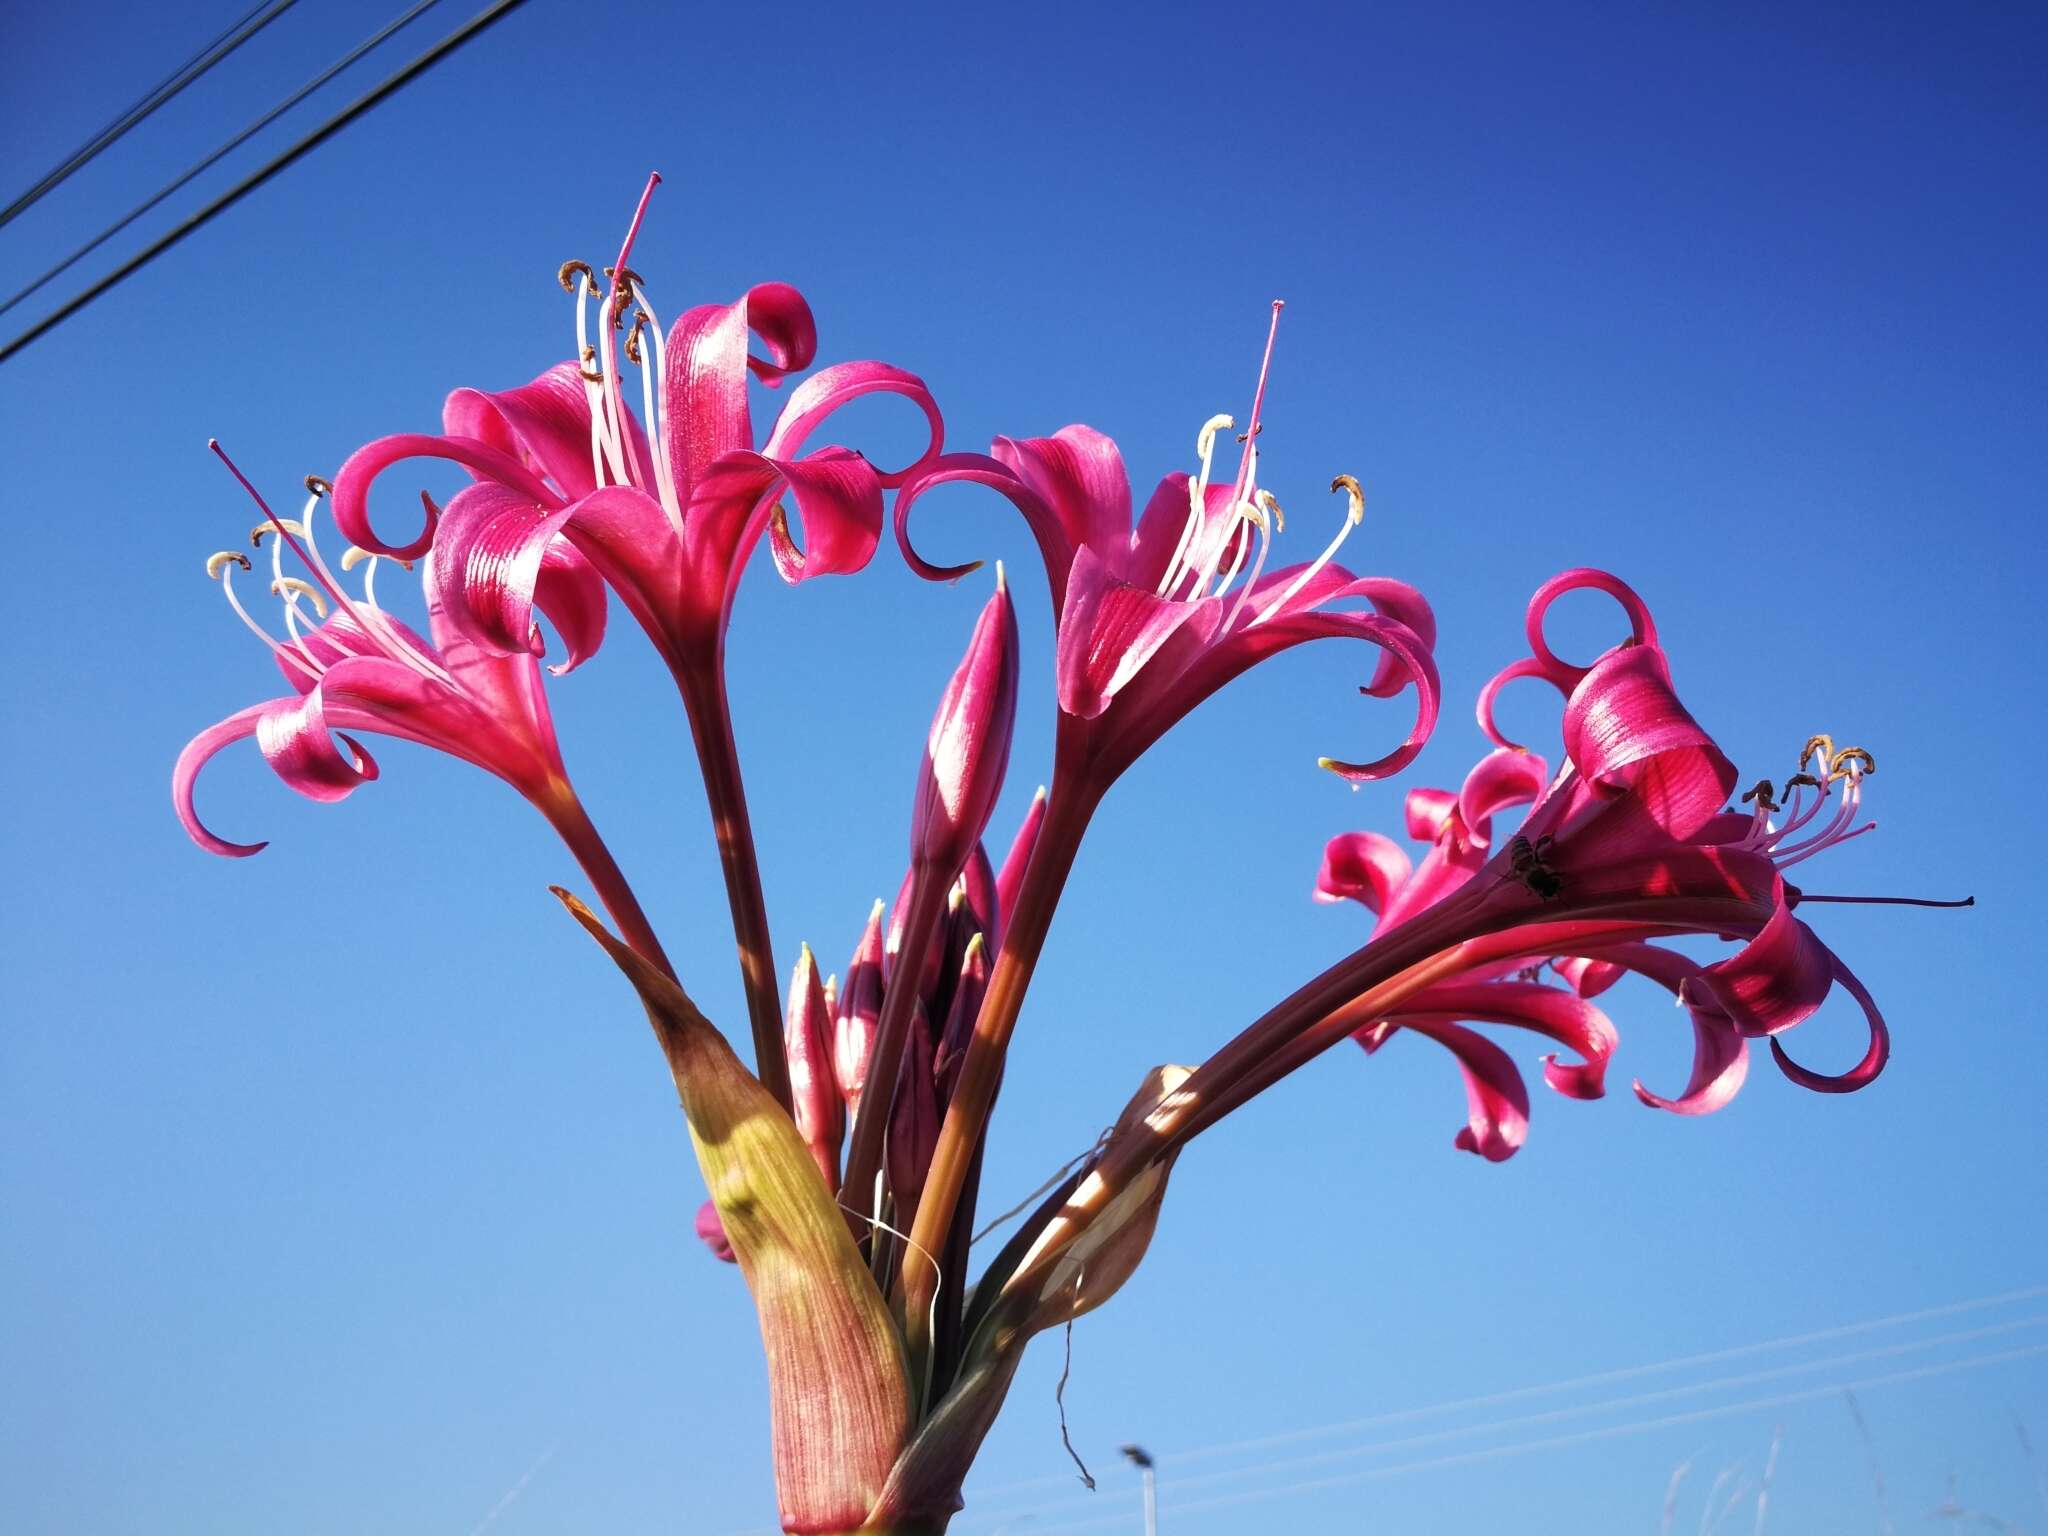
894,305,1436,796
324,181,943,1108
174,451,664,968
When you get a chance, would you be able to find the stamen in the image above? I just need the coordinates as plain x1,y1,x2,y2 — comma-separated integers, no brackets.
303,475,332,498
597,174,662,493
340,546,412,574
558,259,597,295
1250,474,1366,625
1798,734,1837,774
1830,745,1876,777
210,547,320,679
208,441,448,686
1157,413,1235,599
249,517,306,548
271,575,328,618
628,280,683,531
1221,491,1281,629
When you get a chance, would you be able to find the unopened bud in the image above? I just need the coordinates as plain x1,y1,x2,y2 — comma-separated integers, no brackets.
784,944,844,1188
834,899,885,1113
911,568,1018,878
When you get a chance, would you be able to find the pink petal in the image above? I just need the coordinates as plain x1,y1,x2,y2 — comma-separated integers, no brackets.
173,704,272,856
991,427,1133,576
1393,1018,1531,1163
1408,981,1620,1100
762,360,943,490
1404,786,1457,841
663,284,816,499
1314,831,1413,915
331,432,560,562
1054,544,1217,719
442,362,622,503
892,450,1066,594
255,687,380,804
1456,747,1553,848
427,484,607,675
1522,567,1660,689
1697,901,1835,1037
1553,956,1625,998
1769,957,1889,1094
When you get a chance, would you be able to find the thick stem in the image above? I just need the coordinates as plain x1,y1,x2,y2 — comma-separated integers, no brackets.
678,667,793,1113
540,782,674,979
898,792,1092,1368
840,868,950,1243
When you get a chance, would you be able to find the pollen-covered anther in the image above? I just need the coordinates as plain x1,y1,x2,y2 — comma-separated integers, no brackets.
249,518,307,548
1330,473,1366,525
1741,779,1780,812
578,343,602,384
340,546,411,574
302,475,333,498
623,310,648,365
1258,488,1285,532
1798,734,1837,773
271,576,328,618
1830,745,1876,777
557,259,596,294
206,550,252,580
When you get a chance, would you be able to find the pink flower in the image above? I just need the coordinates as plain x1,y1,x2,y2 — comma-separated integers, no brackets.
324,178,943,1109
994,569,1963,1364
894,303,1437,797
173,446,666,970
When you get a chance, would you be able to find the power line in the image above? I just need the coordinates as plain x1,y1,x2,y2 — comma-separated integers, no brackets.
961,1282,2048,1507
957,1313,2048,1528
0,0,446,320
0,0,301,231
0,0,532,367
1010,1343,2048,1536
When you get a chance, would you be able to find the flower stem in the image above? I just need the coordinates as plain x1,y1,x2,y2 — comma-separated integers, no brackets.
840,866,950,1246
679,668,792,1114
540,783,674,979
898,791,1092,1373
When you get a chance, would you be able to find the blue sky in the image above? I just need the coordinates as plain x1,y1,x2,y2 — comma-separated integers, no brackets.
3,2,2044,1531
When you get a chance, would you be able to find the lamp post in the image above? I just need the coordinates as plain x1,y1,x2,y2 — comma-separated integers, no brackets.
1119,1443,1157,1536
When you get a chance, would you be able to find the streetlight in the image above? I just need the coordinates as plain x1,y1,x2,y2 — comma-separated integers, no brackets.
1119,1444,1157,1536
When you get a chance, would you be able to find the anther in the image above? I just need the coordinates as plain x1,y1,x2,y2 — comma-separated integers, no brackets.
558,259,596,294
1259,488,1285,532
250,518,306,548
578,343,603,384
207,550,252,579
303,475,332,498
624,310,647,365
1741,779,1779,812
1830,745,1876,777
1330,474,1365,525
1798,734,1836,773
341,546,411,573
271,576,328,618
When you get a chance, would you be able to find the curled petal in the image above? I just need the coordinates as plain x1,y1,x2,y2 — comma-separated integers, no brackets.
991,427,1133,576
427,485,602,671
1242,565,1439,701
756,450,886,585
1769,958,1889,1094
1554,955,1625,998
1407,981,1619,1100
256,687,380,804
443,363,610,502
1478,655,1564,752
893,451,1061,591
662,284,817,497
332,432,560,561
1566,942,1751,1116
1457,747,1552,847
1315,831,1413,915
763,361,944,490
173,704,271,856
1560,645,1736,843
1389,1018,1531,1163
1405,786,1457,841
1698,901,1835,1037
1523,567,1659,688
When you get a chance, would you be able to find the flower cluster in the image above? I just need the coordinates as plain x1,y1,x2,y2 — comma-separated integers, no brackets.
174,185,1954,1536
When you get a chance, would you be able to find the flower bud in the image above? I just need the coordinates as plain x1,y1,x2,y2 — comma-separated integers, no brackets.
784,943,844,1188
694,1197,737,1264
911,567,1018,878
994,786,1047,943
834,899,885,1114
